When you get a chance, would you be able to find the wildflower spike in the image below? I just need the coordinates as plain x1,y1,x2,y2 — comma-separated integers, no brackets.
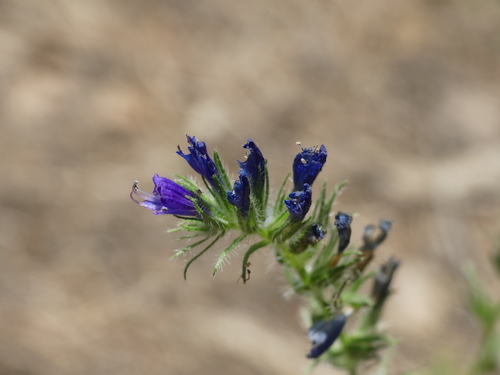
131,134,398,372
176,134,222,188
130,174,202,217
284,183,312,222
293,144,327,191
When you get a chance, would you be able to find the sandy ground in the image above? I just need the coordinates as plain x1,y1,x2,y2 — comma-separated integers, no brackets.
1,1,500,374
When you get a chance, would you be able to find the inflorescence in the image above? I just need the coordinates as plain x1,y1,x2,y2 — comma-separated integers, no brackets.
131,135,398,371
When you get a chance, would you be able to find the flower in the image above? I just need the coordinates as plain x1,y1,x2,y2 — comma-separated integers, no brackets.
176,135,221,187
334,212,352,253
227,173,250,216
292,144,327,191
285,184,312,222
130,174,202,217
238,139,266,191
307,312,349,358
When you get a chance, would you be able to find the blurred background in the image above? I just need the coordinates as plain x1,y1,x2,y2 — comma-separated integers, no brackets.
1,0,500,374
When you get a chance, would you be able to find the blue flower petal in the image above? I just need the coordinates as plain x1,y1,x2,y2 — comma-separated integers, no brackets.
284,184,312,222
131,174,202,217
307,314,348,359
238,139,266,191
227,174,250,216
293,144,327,191
176,135,221,188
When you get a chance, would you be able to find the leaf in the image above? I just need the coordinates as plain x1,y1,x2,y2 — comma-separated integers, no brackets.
183,234,223,280
172,237,210,259
212,234,247,276
241,240,269,283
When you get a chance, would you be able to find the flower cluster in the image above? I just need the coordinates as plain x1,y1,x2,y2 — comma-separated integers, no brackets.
131,136,326,274
131,135,398,372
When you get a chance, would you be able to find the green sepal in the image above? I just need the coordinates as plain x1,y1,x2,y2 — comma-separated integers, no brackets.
340,293,373,309
273,172,291,217
314,180,347,228
306,250,362,289
212,149,232,189
172,237,210,259
173,175,203,193
248,159,269,222
340,332,394,360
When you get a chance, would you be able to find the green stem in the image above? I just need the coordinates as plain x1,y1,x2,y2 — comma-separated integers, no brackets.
347,361,358,375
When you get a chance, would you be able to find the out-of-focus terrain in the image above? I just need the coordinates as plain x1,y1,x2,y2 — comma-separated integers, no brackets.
1,1,500,374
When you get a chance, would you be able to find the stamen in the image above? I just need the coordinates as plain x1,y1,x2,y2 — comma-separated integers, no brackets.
130,180,155,205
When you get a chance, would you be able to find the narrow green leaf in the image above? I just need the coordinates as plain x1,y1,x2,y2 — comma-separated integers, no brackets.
213,234,247,276
184,234,223,280
241,240,269,283
172,237,210,259
311,181,327,220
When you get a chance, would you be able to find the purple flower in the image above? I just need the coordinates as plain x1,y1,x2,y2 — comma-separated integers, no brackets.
335,212,352,253
227,173,250,216
238,140,266,191
130,174,201,217
307,314,348,358
285,184,312,222
293,145,327,191
176,135,221,187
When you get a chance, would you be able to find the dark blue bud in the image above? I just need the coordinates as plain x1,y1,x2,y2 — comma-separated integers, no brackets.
238,139,266,192
307,314,348,359
335,212,352,253
227,174,250,216
308,224,325,242
361,219,392,252
176,134,222,188
285,184,312,222
293,144,327,191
